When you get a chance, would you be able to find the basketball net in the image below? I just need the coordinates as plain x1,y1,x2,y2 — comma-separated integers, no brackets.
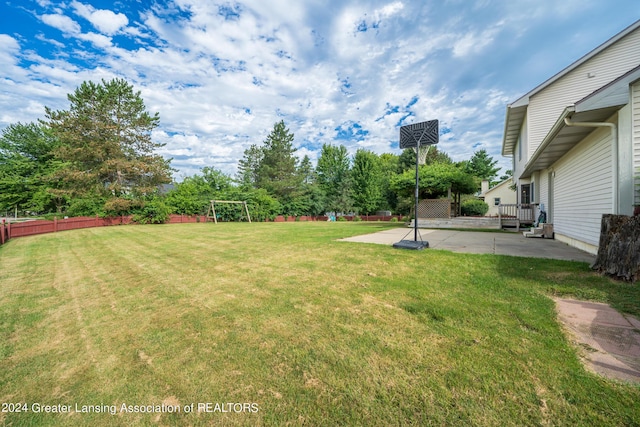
412,145,431,165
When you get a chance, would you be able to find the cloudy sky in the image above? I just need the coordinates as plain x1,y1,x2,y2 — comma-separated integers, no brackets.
1,0,639,179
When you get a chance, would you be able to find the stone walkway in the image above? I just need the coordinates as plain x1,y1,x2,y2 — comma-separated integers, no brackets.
555,299,640,383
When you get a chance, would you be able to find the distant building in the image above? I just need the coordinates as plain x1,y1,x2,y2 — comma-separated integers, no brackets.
479,179,516,217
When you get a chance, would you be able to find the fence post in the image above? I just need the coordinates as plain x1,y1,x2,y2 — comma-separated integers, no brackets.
54,217,58,232
7,220,11,239
1,220,4,245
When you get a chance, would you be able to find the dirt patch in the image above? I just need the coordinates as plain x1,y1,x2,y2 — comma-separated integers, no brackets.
554,298,640,383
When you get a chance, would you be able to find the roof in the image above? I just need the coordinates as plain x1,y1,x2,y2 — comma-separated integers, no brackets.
518,65,640,178
502,19,640,156
480,178,514,196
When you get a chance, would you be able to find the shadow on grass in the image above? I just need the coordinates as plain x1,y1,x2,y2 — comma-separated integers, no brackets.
491,254,640,318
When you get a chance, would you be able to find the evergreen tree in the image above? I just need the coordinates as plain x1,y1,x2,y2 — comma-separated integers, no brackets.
498,169,513,182
45,78,172,214
465,149,500,181
255,120,301,200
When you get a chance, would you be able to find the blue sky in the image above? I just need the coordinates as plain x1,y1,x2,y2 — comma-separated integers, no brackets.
1,0,639,179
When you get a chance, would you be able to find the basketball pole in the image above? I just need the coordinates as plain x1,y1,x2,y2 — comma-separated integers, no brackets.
414,142,420,242
393,119,438,251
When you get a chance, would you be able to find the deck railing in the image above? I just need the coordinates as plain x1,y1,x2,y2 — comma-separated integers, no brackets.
498,204,536,229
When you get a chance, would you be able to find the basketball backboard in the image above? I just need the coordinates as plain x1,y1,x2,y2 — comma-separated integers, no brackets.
399,120,439,149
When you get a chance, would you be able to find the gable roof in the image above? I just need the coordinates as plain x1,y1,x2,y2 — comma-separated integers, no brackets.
502,19,640,156
518,65,640,178
480,178,513,196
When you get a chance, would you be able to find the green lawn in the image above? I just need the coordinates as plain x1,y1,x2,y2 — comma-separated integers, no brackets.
1,222,638,426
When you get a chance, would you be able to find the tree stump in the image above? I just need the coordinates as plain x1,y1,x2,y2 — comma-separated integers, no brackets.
591,214,640,281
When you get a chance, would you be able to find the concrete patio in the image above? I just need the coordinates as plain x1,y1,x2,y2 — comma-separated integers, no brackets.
338,227,595,263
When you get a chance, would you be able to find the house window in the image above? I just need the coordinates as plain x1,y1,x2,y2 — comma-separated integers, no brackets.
494,197,501,206
521,184,531,204
530,182,535,203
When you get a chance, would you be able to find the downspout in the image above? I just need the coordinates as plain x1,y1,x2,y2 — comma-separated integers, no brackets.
563,117,618,214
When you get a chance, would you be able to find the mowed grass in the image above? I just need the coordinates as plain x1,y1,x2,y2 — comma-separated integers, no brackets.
0,222,639,426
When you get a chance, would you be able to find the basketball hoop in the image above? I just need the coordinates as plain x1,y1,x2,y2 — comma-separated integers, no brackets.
412,145,431,165
394,119,439,250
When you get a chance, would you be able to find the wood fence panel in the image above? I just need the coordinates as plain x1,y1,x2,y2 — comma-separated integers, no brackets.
417,199,451,219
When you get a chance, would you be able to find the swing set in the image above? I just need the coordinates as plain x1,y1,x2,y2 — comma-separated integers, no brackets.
206,200,252,224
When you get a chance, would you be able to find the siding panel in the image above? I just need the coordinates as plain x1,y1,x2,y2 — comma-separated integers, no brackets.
633,83,640,206
528,28,640,157
553,127,612,246
539,169,549,211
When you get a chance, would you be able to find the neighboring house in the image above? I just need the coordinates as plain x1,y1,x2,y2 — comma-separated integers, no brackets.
479,179,516,217
502,19,640,254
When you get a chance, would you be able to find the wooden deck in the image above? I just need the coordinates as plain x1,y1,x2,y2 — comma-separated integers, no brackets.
498,204,536,230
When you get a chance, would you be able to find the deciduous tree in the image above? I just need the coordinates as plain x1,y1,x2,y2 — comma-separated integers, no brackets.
352,149,383,215
316,143,352,214
0,122,63,213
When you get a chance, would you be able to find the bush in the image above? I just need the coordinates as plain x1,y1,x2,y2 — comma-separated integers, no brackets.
104,197,138,217
337,216,347,222
133,198,171,224
66,197,105,217
461,199,489,216
390,217,398,223
353,215,362,222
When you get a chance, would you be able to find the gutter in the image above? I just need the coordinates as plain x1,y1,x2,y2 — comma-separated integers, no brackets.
563,117,618,214
520,107,574,178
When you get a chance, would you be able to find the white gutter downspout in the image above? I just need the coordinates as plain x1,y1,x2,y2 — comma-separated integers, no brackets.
563,117,618,213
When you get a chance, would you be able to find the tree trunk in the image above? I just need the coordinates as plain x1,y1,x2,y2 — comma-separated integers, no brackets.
591,214,640,282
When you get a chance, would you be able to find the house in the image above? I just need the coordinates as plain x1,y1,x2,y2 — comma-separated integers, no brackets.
479,179,516,217
501,20,640,254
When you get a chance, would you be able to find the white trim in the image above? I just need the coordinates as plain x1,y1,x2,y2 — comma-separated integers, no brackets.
555,233,598,255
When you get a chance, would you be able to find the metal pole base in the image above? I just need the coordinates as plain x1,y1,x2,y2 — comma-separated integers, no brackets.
392,240,429,250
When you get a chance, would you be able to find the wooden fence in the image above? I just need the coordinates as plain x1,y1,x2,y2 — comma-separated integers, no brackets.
416,199,452,219
0,214,404,246
0,214,206,246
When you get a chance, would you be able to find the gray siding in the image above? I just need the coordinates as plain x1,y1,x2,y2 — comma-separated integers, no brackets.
553,127,612,247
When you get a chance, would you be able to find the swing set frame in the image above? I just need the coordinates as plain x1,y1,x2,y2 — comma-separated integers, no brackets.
206,200,252,224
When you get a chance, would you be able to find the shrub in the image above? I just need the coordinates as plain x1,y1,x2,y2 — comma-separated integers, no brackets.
104,197,138,217
461,199,489,216
337,216,347,222
390,217,398,223
133,198,171,224
353,215,362,222
66,197,105,217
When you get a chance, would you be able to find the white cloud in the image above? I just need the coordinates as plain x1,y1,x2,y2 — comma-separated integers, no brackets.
71,1,129,35
41,14,81,34
377,1,405,19
78,32,113,48
3,0,638,180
